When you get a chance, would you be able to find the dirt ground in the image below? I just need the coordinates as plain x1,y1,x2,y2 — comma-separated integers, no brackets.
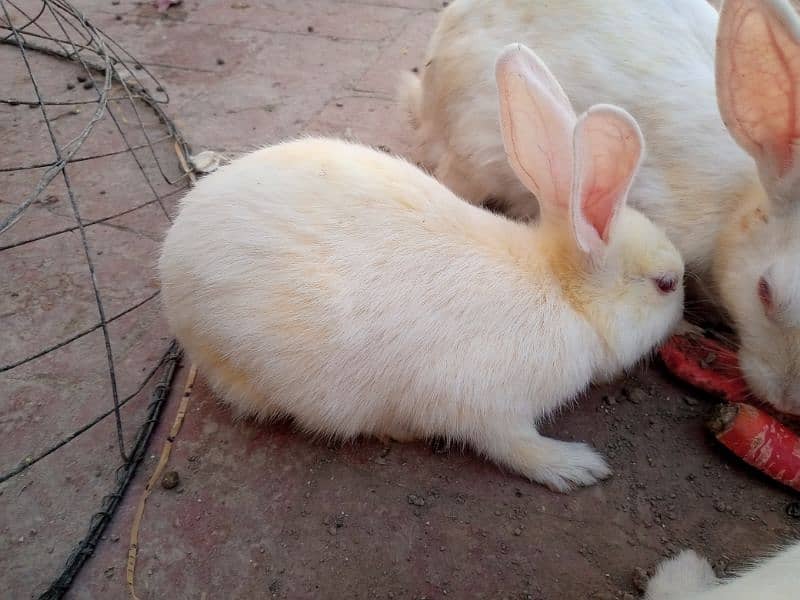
1,1,799,599
69,364,800,599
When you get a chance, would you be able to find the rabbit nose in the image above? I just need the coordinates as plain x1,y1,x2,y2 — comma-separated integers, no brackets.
653,274,678,294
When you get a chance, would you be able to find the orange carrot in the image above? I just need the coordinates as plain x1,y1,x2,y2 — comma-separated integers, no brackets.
708,403,800,492
659,333,750,403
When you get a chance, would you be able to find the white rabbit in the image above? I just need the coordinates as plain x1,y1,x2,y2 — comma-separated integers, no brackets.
158,45,684,492
400,0,800,414
644,541,800,599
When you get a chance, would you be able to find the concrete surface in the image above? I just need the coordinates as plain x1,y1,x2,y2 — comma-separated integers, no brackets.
1,1,799,599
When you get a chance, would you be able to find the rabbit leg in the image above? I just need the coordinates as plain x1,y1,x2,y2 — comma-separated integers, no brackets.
644,550,717,600
477,424,612,492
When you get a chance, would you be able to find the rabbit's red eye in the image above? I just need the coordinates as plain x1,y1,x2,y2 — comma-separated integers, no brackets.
758,276,773,313
653,274,678,294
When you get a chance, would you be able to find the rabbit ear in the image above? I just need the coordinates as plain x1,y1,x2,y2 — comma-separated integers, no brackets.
717,0,800,193
495,43,577,215
571,105,644,259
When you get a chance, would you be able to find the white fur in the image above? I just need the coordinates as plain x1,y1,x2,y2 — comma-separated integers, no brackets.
402,0,800,413
645,542,800,599
159,126,682,493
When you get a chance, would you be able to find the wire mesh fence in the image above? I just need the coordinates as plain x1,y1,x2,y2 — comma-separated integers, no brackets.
1,1,192,596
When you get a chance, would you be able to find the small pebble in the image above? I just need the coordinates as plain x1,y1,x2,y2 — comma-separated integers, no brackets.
66,82,75,90
216,58,225,65
161,470,180,490
77,75,87,82
629,388,648,404
115,14,122,20
512,527,522,536
713,499,727,513
307,25,314,32
407,494,425,507
684,396,699,406
83,80,95,89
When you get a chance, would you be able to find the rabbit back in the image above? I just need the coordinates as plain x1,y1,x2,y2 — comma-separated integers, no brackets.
158,138,601,442
411,0,753,271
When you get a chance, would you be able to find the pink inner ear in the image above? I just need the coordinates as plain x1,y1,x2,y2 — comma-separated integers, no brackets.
580,154,632,242
572,108,642,254
717,0,800,178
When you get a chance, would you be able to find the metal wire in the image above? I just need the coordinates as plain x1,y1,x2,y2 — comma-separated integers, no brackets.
39,342,182,600
1,1,194,596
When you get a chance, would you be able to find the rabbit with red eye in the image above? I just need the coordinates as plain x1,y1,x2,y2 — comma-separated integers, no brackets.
159,45,683,493
401,0,800,414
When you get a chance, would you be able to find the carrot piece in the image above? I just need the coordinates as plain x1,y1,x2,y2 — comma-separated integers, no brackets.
659,333,750,403
708,403,800,492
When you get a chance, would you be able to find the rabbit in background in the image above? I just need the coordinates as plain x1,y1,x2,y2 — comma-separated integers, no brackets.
400,0,800,415
644,541,800,599
158,45,683,493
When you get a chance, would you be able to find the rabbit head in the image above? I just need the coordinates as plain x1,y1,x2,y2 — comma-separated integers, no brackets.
496,44,684,376
715,0,800,414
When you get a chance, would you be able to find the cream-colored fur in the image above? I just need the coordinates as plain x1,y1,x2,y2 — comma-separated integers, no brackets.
159,58,683,491
645,542,800,599
402,0,800,413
